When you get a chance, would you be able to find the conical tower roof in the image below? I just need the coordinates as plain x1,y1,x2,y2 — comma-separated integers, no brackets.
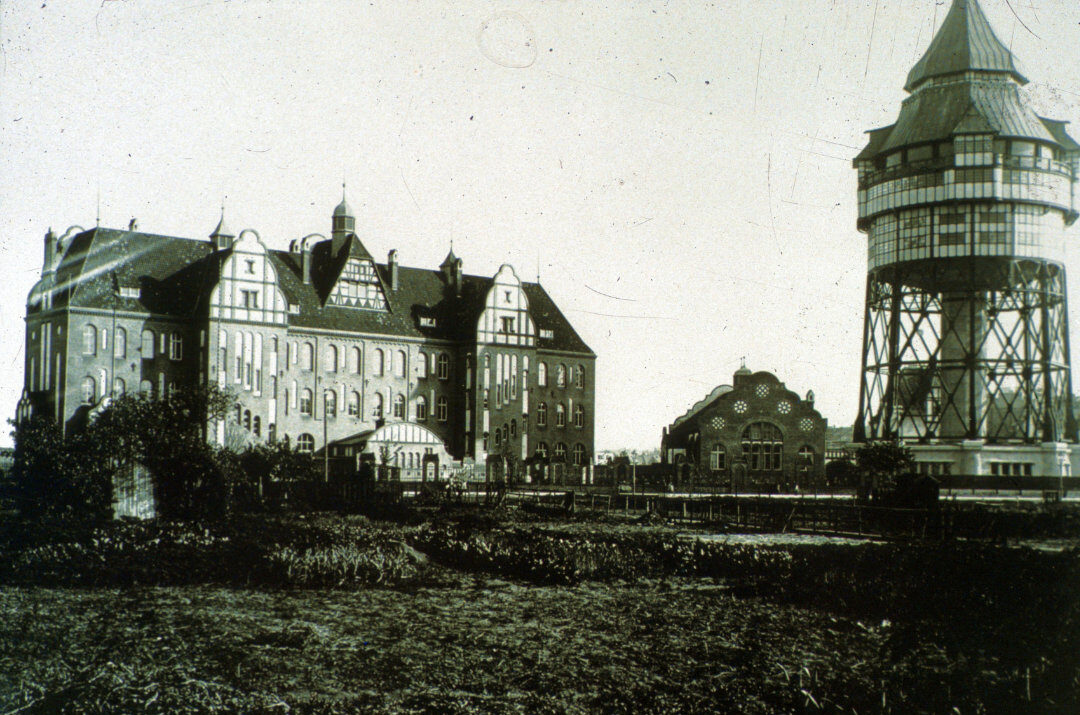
904,0,1027,92
209,209,234,240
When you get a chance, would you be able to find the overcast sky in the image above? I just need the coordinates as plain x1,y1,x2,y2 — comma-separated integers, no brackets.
2,0,1080,450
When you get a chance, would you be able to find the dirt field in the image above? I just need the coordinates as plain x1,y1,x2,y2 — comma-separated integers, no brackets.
0,577,1068,714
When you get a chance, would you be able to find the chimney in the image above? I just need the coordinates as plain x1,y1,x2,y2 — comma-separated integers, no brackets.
388,250,399,290
302,242,313,285
42,228,56,276
128,218,139,231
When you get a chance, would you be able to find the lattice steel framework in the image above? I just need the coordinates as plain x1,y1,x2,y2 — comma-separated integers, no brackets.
855,257,1076,444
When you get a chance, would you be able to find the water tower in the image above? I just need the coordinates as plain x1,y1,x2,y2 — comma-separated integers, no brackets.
853,0,1080,477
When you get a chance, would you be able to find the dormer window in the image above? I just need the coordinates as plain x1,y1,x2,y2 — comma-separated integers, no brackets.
119,287,140,299
540,329,554,340
419,317,437,328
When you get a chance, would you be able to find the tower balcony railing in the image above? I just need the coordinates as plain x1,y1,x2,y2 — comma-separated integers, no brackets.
859,154,1073,190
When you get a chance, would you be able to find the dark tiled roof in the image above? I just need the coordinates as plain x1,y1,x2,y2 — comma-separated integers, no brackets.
854,125,895,162
53,228,593,355
904,0,1027,92
1040,118,1080,152
882,79,1055,151
57,228,215,318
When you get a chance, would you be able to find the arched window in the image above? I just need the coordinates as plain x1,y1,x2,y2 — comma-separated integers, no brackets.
235,404,243,425
417,352,427,378
81,376,96,404
253,416,261,437
483,388,490,409
437,353,450,380
710,444,726,471
537,401,547,427
556,364,566,388
82,325,97,356
572,444,587,466
395,350,406,378
301,343,314,371
555,403,566,428
348,391,360,417
300,389,313,416
536,442,548,460
141,329,155,357
436,396,448,421
374,348,384,377
244,410,252,431
576,365,585,389
325,391,337,418
741,422,784,472
574,404,585,428
351,346,362,374
113,378,125,397
271,336,279,354
538,362,547,387
393,393,405,419
415,396,428,421
502,424,509,443
268,424,276,443
326,345,338,373
114,327,126,359
553,442,567,461
372,392,384,419
139,379,152,395
297,433,315,453
494,427,501,447
510,419,517,438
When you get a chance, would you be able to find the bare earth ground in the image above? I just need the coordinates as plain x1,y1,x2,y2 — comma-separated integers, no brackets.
2,579,916,714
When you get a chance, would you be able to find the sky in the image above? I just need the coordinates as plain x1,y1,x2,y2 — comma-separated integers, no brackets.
2,0,1080,450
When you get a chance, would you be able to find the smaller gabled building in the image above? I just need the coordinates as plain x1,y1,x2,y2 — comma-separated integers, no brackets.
661,367,826,490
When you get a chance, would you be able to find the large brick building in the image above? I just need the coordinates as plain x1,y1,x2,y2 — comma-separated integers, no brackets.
661,367,826,490
18,195,596,485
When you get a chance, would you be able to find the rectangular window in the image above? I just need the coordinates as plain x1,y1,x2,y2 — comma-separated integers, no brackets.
500,316,514,333
241,290,259,309
170,334,183,361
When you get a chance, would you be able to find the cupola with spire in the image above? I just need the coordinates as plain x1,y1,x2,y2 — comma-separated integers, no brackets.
331,184,356,257
440,244,463,295
210,207,235,250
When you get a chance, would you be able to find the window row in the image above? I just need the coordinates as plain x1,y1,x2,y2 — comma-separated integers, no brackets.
82,326,182,361
81,375,175,404
532,441,588,466
293,388,448,422
286,342,450,380
536,361,586,389
533,401,586,429
234,405,263,437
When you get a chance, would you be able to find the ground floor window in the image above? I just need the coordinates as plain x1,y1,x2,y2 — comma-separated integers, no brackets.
741,422,783,471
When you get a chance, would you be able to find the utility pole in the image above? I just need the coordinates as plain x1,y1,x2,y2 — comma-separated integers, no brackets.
323,390,329,482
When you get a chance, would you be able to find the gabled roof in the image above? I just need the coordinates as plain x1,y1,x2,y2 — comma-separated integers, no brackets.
904,0,1027,92
45,226,594,355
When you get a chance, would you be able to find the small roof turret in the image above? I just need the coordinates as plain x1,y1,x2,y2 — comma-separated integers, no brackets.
440,245,459,271
210,210,234,240
904,0,1027,92
333,184,353,218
